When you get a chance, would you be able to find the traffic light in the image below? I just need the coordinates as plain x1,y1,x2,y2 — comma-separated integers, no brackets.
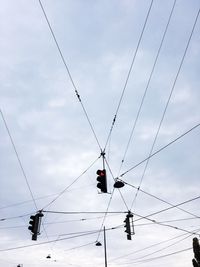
124,211,134,240
96,169,107,193
28,212,43,241
193,238,200,267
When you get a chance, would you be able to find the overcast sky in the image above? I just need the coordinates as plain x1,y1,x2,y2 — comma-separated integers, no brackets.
0,0,200,266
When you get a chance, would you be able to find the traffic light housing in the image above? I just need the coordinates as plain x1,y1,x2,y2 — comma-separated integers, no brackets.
96,169,107,193
28,212,43,241
193,238,200,267
124,211,134,240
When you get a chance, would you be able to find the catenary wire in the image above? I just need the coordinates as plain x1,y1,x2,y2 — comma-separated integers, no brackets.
0,214,123,230
0,109,38,211
130,6,200,210
42,155,101,209
119,179,200,219
133,195,200,224
126,230,200,263
105,157,129,210
64,241,95,252
38,0,102,151
0,225,120,252
0,109,52,243
135,217,198,226
96,187,115,241
43,211,126,215
118,0,177,175
115,230,199,265
103,0,154,151
124,247,192,265
111,230,197,262
120,122,200,177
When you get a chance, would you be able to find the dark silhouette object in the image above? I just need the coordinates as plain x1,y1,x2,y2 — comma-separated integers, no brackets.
114,180,124,188
124,211,134,240
28,212,44,241
46,254,51,259
96,169,107,193
192,237,200,267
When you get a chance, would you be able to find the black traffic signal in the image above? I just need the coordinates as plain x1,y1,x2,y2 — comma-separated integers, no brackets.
28,212,43,241
96,169,107,193
193,238,200,267
124,211,134,240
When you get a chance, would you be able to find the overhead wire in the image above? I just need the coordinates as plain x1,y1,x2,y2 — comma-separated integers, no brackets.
42,155,101,210
135,217,199,226
0,225,120,252
119,179,200,219
125,247,192,265
103,0,154,151
38,0,102,151
118,0,177,175
0,109,38,211
133,195,200,224
120,122,200,177
130,6,200,209
111,230,197,262
118,229,200,264
0,109,52,244
105,157,129,210
96,188,116,242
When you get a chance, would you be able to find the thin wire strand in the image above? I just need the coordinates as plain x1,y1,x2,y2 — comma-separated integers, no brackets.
105,157,129,210
126,247,192,265
118,0,177,175
120,180,200,219
0,109,38,210
111,230,196,262
133,195,200,223
96,188,115,241
38,0,102,151
0,111,52,243
103,0,154,151
123,230,199,264
130,7,200,209
42,156,101,209
120,122,200,177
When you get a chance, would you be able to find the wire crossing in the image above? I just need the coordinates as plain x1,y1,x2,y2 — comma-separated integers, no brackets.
103,0,154,151
38,0,102,151
118,0,177,176
130,6,200,209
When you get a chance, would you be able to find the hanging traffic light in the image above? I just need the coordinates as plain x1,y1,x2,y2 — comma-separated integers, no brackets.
124,211,134,240
193,238,200,267
28,212,43,241
96,169,107,193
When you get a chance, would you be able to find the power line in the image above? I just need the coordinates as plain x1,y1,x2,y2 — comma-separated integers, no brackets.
133,195,200,223
126,247,192,265
135,217,199,226
130,6,200,209
96,188,115,242
120,122,200,177
38,0,102,151
120,180,200,219
105,157,129,210
0,225,119,252
103,0,154,151
118,0,177,175
120,230,199,264
43,211,126,215
0,109,38,211
42,156,101,209
111,230,195,262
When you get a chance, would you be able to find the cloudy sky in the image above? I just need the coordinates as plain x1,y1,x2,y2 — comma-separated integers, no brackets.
0,0,200,266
